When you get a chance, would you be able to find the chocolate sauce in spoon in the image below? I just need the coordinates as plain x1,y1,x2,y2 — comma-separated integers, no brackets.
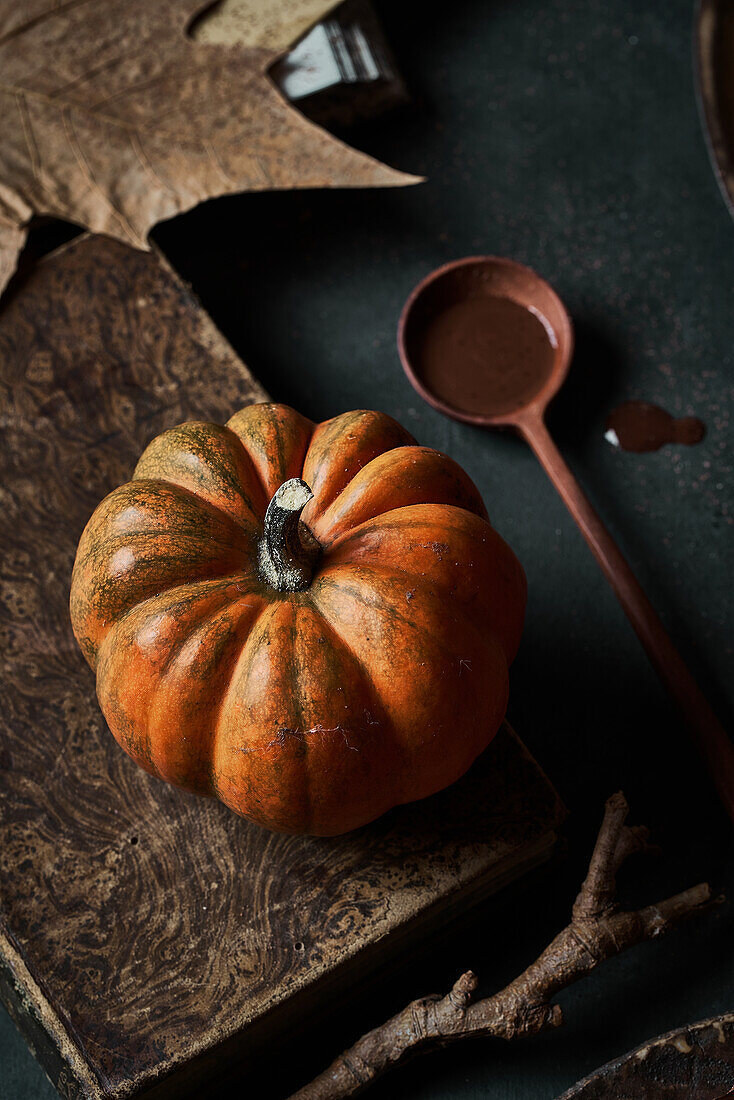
415,296,556,416
605,401,706,453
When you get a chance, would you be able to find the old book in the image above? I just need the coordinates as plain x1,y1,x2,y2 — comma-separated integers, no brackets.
0,235,564,1099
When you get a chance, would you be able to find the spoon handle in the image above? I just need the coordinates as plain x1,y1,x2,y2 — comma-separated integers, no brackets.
519,413,734,821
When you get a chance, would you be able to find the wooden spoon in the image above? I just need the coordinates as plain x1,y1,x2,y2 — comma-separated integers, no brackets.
398,255,734,821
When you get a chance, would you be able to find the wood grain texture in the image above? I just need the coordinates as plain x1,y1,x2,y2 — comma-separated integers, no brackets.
0,234,563,1099
560,1013,734,1099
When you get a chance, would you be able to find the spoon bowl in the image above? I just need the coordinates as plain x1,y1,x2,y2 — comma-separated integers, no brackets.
398,255,573,427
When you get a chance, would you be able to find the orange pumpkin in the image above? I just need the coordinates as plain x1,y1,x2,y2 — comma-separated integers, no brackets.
70,404,526,835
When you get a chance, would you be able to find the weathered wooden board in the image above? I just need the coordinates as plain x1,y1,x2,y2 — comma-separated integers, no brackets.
560,1012,734,1099
0,235,564,1099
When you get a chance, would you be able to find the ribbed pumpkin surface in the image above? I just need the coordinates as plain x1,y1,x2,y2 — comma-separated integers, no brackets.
70,403,526,835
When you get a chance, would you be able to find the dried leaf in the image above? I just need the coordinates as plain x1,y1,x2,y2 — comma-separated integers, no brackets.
0,0,418,297
192,0,342,51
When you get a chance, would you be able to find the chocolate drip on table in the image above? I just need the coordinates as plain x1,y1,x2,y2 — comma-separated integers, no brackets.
605,401,706,453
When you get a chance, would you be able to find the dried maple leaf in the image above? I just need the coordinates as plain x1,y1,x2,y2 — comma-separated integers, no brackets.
0,0,417,297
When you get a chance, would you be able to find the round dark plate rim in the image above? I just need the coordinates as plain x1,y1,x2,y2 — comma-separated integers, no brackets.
557,1011,734,1099
695,0,734,220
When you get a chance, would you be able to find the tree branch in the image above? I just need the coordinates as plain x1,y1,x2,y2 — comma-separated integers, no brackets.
289,793,712,1100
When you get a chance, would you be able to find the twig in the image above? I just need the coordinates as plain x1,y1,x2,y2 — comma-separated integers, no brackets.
289,793,712,1100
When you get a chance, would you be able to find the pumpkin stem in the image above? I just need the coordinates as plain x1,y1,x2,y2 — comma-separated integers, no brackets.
259,478,320,591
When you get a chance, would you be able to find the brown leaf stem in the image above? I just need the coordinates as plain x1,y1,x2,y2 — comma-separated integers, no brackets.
289,793,712,1100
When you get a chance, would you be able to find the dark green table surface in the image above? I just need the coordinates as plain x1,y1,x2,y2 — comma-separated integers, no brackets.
2,0,733,1096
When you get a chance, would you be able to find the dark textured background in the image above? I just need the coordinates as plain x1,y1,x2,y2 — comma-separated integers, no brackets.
2,0,732,1096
